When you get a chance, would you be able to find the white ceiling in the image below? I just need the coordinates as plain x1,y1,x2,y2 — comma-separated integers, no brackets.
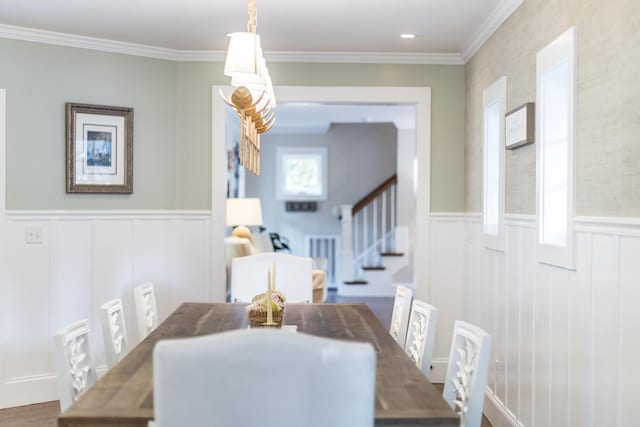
0,0,506,57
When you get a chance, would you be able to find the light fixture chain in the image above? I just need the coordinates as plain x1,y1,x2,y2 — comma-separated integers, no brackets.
247,0,258,33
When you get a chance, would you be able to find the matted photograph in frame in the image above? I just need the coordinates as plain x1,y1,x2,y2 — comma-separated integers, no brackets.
66,103,133,193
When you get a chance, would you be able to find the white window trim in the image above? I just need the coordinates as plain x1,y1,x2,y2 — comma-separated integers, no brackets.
276,146,328,201
536,27,577,269
482,76,507,251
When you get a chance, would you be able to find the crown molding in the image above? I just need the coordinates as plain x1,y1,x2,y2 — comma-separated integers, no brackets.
263,51,464,65
0,24,463,65
0,24,185,61
461,0,524,63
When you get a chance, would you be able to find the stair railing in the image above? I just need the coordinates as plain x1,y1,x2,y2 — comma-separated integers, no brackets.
340,175,397,281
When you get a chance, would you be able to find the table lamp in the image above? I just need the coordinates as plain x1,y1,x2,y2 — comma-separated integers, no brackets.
226,198,263,239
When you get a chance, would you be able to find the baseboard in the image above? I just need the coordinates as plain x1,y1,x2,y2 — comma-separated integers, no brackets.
0,365,109,410
430,358,448,383
484,387,522,427
430,362,523,427
2,374,58,409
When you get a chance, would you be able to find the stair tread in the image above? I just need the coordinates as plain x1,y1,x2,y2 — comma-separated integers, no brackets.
380,252,404,257
343,280,368,285
362,266,386,271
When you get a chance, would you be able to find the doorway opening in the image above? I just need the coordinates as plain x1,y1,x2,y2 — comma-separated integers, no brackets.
212,86,431,302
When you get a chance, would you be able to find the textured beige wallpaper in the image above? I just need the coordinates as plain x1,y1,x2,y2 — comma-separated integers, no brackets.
465,0,640,216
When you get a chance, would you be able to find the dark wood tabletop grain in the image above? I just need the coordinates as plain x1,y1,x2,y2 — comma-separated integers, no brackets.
58,303,459,426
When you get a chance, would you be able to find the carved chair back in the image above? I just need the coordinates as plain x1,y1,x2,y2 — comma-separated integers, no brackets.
403,299,438,379
100,298,129,369
134,282,158,340
443,321,492,427
53,319,97,411
389,284,412,346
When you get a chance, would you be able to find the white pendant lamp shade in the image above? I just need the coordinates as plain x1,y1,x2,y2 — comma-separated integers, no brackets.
224,32,263,80
220,0,276,176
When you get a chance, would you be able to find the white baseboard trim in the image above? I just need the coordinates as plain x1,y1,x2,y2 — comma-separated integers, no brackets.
2,373,58,409
484,387,523,427
1,366,110,409
429,358,448,383
429,360,524,427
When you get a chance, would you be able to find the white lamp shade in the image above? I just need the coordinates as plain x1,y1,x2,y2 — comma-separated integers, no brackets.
224,32,264,81
226,198,263,227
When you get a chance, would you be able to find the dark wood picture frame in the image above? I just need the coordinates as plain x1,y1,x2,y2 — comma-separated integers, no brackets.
66,103,134,193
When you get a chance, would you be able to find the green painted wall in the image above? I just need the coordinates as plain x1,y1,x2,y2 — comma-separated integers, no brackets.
176,62,466,212
0,38,179,209
1,37,465,212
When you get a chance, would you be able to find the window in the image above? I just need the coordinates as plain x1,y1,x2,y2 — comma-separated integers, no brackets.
276,147,327,200
482,77,506,250
536,27,576,269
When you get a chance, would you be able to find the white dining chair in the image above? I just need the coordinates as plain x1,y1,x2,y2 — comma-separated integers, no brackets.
99,298,129,369
231,252,313,303
152,329,376,427
442,320,492,427
134,282,158,340
389,284,412,346
403,299,438,380
53,319,97,412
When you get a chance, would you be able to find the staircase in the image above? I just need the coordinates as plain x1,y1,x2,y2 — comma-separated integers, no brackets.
339,175,410,297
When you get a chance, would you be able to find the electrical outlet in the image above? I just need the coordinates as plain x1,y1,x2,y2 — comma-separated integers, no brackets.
25,226,43,244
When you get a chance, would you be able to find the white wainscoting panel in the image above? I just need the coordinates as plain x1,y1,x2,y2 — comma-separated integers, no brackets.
91,220,135,367
0,211,212,409
570,231,592,427
428,214,467,380
549,266,570,427
519,225,536,427
619,236,640,427
174,220,210,306
533,262,551,427
505,224,521,417
132,219,175,331
591,233,620,427
462,214,640,427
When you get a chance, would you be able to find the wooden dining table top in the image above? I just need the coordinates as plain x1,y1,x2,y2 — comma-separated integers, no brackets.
58,302,459,427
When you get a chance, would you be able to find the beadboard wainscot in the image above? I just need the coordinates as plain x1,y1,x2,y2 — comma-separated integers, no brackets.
428,212,467,382
466,212,640,427
0,210,212,408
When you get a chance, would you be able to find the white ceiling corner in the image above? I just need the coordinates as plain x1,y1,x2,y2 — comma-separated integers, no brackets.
461,0,525,62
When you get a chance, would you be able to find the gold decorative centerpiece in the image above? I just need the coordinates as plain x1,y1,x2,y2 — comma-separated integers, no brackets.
247,262,285,328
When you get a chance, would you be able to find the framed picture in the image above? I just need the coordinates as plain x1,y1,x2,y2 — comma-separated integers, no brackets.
66,103,134,193
505,102,534,149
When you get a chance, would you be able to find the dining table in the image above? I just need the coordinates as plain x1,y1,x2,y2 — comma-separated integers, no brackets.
58,302,459,426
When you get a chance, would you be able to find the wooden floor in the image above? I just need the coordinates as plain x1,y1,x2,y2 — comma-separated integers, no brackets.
0,401,59,427
0,294,491,427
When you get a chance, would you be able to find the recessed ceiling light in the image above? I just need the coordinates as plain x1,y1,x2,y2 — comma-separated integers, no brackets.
400,33,416,39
